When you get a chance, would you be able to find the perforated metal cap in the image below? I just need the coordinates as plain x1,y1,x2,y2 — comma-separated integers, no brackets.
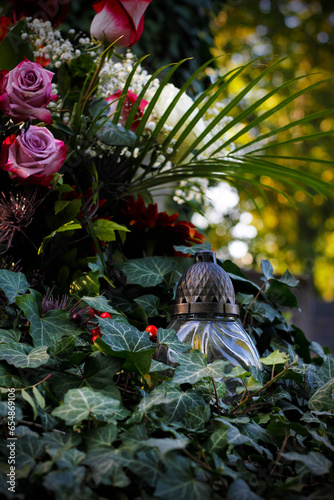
173,251,239,316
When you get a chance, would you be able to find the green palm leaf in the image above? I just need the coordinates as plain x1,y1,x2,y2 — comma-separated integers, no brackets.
114,56,334,202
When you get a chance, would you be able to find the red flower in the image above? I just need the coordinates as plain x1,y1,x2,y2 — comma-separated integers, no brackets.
122,195,206,250
0,17,11,42
106,89,148,132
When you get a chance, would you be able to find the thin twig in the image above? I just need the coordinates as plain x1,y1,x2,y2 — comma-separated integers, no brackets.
23,373,52,390
242,279,269,327
124,373,130,393
232,358,298,413
211,377,221,416
270,433,291,476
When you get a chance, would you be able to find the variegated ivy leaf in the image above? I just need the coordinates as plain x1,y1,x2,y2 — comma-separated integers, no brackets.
0,269,29,304
157,328,190,353
134,294,160,317
173,243,212,256
134,381,206,422
15,289,83,349
117,256,175,287
173,350,229,384
96,318,156,375
155,455,211,500
0,329,21,343
0,343,49,368
309,379,334,411
82,295,121,315
52,388,128,425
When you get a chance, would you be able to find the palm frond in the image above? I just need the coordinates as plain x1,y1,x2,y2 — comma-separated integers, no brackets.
114,55,334,202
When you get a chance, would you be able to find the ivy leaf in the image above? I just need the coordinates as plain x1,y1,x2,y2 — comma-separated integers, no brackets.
83,352,123,399
16,290,82,348
83,447,129,487
173,350,228,384
149,359,175,373
185,405,211,429
118,256,175,287
134,294,160,317
51,388,125,425
314,357,334,385
0,270,29,304
283,451,332,475
235,293,254,306
206,422,249,454
0,329,21,343
227,478,265,500
260,350,288,366
82,295,121,315
155,455,211,500
85,424,118,451
266,280,298,308
116,448,163,488
15,432,45,470
309,379,334,411
96,318,156,375
96,121,137,146
261,259,274,280
92,219,129,242
144,437,190,456
0,344,49,368
135,381,206,422
278,269,299,287
173,243,212,256
157,328,191,353
250,302,281,322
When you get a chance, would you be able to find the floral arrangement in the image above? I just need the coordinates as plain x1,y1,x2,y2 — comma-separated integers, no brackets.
0,1,333,499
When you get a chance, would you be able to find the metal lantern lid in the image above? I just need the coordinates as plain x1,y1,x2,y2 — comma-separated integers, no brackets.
173,251,240,317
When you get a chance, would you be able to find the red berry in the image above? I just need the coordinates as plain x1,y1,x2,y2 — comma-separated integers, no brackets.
100,312,111,319
91,335,99,343
71,312,81,323
91,327,101,337
145,325,158,340
88,308,96,317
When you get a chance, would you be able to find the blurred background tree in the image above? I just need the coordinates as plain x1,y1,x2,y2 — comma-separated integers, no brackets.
200,0,334,301
48,0,334,300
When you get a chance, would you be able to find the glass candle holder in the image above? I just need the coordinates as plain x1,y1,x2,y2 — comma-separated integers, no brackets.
164,250,261,370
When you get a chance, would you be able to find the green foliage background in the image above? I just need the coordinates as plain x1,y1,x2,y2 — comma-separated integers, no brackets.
0,251,334,499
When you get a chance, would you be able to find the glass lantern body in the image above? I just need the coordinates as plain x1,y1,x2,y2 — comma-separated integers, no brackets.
168,313,261,371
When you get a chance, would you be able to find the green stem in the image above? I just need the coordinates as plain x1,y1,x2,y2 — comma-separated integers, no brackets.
86,217,109,277
82,46,111,104
242,279,269,327
232,358,298,413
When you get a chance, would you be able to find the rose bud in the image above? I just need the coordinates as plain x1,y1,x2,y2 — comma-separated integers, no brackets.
0,126,67,186
90,0,152,47
0,58,58,124
106,89,148,131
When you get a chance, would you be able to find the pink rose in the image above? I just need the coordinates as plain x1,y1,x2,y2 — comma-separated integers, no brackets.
90,0,152,47
0,126,67,186
107,89,148,131
0,59,58,124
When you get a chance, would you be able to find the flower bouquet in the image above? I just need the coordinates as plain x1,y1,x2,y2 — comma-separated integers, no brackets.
0,2,334,499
